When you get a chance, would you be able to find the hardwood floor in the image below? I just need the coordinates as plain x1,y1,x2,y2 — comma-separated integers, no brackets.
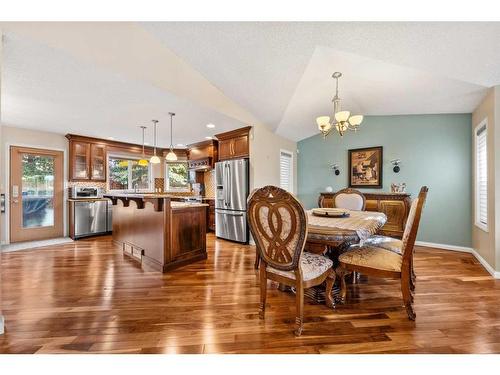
1,234,500,354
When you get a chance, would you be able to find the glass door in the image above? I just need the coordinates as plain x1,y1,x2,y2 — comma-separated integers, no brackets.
10,146,64,243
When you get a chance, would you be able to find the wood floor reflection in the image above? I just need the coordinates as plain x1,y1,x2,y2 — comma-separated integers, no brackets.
1,234,500,353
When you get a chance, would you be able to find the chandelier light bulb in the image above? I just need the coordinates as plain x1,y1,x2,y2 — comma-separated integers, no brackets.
349,115,364,126
335,110,351,123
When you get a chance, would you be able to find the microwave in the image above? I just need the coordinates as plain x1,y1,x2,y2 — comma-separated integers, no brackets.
70,186,102,199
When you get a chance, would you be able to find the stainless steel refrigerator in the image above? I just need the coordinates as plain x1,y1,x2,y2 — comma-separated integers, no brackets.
215,158,249,243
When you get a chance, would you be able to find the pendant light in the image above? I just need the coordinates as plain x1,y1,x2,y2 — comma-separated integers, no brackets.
138,126,149,166
165,112,178,162
150,119,160,164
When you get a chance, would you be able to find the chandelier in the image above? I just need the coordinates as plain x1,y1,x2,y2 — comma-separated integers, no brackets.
316,72,363,138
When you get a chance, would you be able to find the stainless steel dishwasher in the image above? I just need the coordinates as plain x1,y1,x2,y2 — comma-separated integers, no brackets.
74,200,109,239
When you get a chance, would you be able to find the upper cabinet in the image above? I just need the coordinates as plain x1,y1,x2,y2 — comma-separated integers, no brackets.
70,140,91,180
215,126,252,161
67,135,107,181
187,139,218,169
90,143,107,181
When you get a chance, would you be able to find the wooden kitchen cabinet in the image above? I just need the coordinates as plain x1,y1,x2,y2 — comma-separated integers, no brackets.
67,135,107,181
70,141,91,180
187,139,218,169
203,198,215,232
90,143,106,181
215,126,251,160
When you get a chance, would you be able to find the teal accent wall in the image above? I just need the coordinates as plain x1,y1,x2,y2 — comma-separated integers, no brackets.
297,114,472,247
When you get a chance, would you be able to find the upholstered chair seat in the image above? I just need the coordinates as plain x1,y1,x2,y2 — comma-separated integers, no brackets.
268,252,333,281
338,186,428,321
363,235,403,254
338,246,402,272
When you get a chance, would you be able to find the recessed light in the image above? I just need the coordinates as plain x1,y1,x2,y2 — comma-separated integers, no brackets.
206,123,215,129
107,137,115,140
205,136,212,140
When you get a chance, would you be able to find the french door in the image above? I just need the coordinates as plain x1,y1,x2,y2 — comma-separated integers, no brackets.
9,146,64,243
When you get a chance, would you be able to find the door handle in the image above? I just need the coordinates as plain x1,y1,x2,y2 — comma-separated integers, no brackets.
220,212,243,217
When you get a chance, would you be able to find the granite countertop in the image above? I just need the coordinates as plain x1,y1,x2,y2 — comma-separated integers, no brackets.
170,201,209,209
103,193,208,209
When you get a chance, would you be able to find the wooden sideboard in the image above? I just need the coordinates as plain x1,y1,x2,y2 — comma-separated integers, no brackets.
318,192,412,238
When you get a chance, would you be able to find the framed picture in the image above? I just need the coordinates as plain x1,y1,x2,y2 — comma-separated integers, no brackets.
348,146,383,188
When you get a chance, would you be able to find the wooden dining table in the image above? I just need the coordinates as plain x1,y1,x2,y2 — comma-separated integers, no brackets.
301,209,388,303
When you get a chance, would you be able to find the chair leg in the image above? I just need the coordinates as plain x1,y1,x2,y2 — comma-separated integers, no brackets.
410,262,416,292
294,281,304,336
254,248,260,269
338,267,348,303
325,271,336,309
259,265,267,319
401,277,416,321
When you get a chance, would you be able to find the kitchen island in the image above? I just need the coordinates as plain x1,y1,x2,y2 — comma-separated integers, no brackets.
104,193,208,272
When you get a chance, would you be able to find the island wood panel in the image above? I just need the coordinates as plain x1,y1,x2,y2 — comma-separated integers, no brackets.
168,207,207,268
1,235,499,354
319,192,412,238
108,195,207,272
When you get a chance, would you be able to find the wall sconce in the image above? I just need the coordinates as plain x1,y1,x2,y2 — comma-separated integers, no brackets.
331,163,340,176
391,159,401,173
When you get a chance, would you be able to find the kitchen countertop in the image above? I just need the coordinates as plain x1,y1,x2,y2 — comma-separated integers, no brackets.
103,193,208,210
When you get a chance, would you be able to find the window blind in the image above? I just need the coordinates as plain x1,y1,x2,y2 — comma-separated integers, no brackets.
476,124,487,228
280,151,293,192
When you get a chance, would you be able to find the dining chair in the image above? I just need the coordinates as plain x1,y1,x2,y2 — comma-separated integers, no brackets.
247,185,335,336
337,186,428,320
331,188,366,211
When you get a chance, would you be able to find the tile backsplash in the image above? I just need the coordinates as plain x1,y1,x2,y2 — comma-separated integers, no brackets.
204,170,215,198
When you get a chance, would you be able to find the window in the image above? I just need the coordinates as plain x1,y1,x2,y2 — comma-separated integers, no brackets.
475,120,488,232
280,150,293,193
108,157,150,191
165,162,189,191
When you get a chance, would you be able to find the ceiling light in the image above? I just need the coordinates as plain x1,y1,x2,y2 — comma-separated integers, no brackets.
138,126,149,166
316,72,364,138
150,119,160,164
205,136,212,140
206,123,215,129
176,143,185,147
144,142,149,145
165,112,178,162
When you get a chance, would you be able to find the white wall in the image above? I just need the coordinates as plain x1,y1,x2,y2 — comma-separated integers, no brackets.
249,123,297,194
0,28,4,335
472,86,500,274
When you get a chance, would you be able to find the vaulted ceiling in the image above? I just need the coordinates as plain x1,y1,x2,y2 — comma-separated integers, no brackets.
1,22,499,144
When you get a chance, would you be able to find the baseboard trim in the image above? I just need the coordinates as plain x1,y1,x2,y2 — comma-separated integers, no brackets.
470,248,500,279
415,241,473,253
416,241,499,279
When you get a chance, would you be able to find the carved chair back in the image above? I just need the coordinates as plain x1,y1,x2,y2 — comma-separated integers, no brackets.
247,186,308,272
333,188,366,211
401,186,428,264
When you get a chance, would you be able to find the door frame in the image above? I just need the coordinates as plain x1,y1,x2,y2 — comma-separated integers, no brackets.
3,143,68,244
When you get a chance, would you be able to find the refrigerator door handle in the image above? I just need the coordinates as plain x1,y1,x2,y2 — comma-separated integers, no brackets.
219,212,244,217
226,163,231,207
